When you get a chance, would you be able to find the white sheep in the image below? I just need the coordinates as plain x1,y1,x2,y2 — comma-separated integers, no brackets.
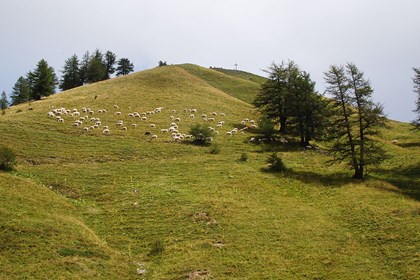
131,123,137,128
189,114,195,118
121,126,128,131
103,128,110,134
115,111,122,116
141,116,147,121
220,113,225,116
151,135,158,139
149,124,156,128
113,105,119,109
175,117,181,122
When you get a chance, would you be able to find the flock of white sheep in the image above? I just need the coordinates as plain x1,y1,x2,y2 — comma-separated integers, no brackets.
46,105,260,143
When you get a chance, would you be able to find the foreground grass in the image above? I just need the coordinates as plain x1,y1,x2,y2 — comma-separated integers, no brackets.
0,65,419,279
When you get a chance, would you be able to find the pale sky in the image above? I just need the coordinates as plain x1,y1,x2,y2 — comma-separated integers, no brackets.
1,0,419,122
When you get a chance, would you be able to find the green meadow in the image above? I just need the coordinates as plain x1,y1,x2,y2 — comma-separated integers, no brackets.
0,64,419,279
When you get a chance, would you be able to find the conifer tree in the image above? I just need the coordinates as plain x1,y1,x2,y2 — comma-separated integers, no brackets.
412,67,420,129
116,58,134,76
30,59,58,100
0,91,8,112
104,50,117,79
10,76,30,105
60,54,81,91
324,63,386,179
254,61,326,145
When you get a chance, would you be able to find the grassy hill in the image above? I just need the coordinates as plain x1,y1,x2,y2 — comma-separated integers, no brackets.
0,64,419,279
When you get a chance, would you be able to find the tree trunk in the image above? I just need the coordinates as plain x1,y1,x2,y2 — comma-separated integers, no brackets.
352,166,364,179
279,117,287,133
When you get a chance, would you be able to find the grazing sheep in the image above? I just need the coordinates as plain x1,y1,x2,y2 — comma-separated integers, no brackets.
175,117,181,122
249,120,256,124
161,128,169,133
151,135,158,139
220,113,225,116
144,131,151,135
170,116,175,120
134,112,140,118
141,116,147,121
131,123,137,128
391,139,399,144
226,131,232,136
149,124,156,128
103,126,109,130
47,112,55,118
58,118,64,123
128,113,135,117
103,128,110,134
201,114,207,118
83,127,89,132
116,120,124,126
115,112,122,116
207,117,215,122
113,105,119,109
250,137,257,143
211,112,217,116
191,109,197,113
121,126,128,131
189,114,195,118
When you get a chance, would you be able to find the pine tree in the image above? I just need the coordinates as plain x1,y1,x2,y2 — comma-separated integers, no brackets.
324,63,386,179
104,51,117,79
0,91,8,112
412,67,420,129
79,51,90,85
30,59,58,100
116,58,134,76
10,76,30,105
254,61,326,145
60,54,81,91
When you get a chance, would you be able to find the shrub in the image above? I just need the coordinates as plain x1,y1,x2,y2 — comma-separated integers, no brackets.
189,124,214,145
148,240,165,256
239,153,249,162
266,153,286,172
0,146,16,171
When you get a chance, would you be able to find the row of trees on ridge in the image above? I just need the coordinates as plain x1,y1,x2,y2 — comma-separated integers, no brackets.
7,49,134,106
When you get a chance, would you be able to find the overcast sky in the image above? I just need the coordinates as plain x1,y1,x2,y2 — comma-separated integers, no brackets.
1,0,419,122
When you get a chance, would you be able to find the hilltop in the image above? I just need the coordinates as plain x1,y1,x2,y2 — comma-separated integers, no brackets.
0,64,419,279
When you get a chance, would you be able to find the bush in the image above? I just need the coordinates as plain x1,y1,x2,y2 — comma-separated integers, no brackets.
239,153,249,162
266,153,286,172
148,240,165,256
189,124,214,145
0,146,16,171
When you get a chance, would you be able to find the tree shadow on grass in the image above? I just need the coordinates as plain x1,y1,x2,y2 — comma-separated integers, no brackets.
261,166,354,188
371,164,420,201
396,142,420,148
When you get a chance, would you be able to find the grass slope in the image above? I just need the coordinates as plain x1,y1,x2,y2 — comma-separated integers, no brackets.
0,64,419,279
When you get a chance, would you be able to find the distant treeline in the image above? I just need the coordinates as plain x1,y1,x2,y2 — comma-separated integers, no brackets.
7,49,134,106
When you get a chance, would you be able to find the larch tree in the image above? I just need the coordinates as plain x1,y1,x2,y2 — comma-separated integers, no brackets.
324,63,387,179
254,61,327,145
